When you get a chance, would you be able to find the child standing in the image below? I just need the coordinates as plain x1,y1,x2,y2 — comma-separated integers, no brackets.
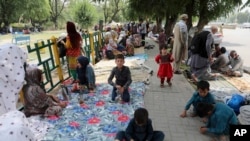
155,46,174,87
108,54,132,103
180,80,216,118
115,108,165,141
75,56,96,92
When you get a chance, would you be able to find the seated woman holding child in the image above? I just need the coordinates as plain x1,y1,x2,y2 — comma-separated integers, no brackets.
23,67,67,117
103,30,126,59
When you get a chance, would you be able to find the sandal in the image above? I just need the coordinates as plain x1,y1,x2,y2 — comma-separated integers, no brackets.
160,84,164,88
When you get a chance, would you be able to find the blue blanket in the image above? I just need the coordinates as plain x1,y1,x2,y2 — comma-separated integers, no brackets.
42,82,146,141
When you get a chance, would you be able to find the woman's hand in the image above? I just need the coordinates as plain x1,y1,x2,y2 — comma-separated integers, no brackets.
59,101,67,108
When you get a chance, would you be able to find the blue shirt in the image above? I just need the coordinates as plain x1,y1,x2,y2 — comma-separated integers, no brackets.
185,92,215,110
207,102,238,135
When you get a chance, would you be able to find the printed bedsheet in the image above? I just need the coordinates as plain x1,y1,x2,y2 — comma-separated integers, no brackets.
37,82,146,141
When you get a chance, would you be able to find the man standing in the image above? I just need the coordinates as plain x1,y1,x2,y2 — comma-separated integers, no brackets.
138,18,147,47
173,14,188,74
190,26,218,82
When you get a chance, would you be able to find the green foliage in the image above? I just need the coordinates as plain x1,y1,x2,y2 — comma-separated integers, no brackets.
23,0,50,22
0,0,29,24
70,0,98,28
11,23,25,28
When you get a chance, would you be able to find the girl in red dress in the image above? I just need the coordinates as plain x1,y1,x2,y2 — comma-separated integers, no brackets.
155,46,174,87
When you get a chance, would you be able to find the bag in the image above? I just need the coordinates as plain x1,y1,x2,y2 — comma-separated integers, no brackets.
226,94,245,114
106,50,115,59
57,38,67,58
189,31,210,58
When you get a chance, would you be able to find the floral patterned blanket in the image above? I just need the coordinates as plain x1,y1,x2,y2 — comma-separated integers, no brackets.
33,82,146,141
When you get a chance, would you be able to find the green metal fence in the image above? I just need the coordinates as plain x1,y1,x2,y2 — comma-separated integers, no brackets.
25,31,104,93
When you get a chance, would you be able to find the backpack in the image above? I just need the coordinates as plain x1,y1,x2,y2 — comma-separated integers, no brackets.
189,31,210,58
57,37,67,58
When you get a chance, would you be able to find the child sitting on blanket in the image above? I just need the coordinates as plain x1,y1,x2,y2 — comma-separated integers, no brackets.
72,56,96,93
115,108,165,141
180,80,216,118
108,54,132,103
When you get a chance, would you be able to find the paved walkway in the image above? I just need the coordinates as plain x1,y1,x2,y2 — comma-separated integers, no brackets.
143,38,211,141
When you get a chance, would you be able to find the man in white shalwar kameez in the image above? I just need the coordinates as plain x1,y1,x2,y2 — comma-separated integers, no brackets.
172,14,189,74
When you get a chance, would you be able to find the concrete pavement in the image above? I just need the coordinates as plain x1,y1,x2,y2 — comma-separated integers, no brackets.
143,38,211,141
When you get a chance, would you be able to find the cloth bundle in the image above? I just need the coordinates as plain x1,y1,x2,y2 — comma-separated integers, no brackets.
238,105,250,125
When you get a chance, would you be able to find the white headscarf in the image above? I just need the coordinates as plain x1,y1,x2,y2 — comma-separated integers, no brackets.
0,43,28,115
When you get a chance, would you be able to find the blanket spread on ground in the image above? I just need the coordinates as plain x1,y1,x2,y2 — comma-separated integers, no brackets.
222,73,250,94
27,53,150,141
30,82,146,141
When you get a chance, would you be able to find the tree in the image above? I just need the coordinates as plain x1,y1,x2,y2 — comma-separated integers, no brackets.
0,0,29,33
93,0,126,24
23,0,50,26
128,0,187,36
70,0,98,29
49,0,68,29
185,0,242,32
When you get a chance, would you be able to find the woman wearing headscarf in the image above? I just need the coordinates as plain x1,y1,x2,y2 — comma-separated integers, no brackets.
75,56,96,92
61,21,83,82
23,67,67,117
0,43,35,140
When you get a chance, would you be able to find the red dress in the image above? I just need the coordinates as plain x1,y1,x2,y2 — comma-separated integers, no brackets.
155,53,174,78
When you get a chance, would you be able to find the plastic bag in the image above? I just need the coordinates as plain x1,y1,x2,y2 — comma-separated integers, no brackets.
226,94,245,114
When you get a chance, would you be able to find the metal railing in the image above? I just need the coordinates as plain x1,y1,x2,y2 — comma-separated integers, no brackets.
20,31,104,100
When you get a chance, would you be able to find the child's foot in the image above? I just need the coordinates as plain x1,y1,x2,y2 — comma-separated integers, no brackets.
168,82,172,87
160,84,164,88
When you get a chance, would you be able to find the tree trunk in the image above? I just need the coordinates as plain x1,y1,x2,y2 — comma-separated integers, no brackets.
185,0,195,31
155,17,162,34
51,18,58,30
164,14,178,38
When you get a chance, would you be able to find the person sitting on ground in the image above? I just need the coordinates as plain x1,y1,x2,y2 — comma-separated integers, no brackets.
196,102,238,141
147,30,159,41
104,31,125,59
108,54,132,103
115,107,165,141
0,44,35,140
74,56,96,93
180,80,215,118
211,47,229,72
224,50,244,77
211,44,221,58
23,67,67,117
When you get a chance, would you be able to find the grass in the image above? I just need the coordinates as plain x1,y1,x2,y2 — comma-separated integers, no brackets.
0,30,64,46
0,30,66,64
